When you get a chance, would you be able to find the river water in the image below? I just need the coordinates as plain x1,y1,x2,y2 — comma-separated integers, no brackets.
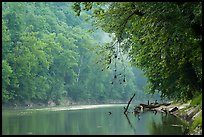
2,104,186,135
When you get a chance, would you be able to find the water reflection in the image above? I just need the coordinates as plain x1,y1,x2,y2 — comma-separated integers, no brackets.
124,114,137,134
2,105,186,135
148,112,184,135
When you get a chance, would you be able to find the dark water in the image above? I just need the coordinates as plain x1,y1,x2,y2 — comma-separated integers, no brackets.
2,104,186,135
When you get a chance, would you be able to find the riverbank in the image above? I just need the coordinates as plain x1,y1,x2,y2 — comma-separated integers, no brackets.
172,103,202,135
153,101,202,135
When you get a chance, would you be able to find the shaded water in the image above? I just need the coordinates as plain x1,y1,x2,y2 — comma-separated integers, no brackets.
2,104,186,135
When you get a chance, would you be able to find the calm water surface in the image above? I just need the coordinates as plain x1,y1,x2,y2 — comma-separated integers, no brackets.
2,104,186,135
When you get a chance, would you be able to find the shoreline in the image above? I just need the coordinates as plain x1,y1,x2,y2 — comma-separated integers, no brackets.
152,102,202,135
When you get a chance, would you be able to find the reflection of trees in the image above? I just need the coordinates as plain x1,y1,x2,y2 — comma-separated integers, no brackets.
148,113,184,135
3,107,186,135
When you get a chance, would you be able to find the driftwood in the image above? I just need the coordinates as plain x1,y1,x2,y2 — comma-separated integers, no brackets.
132,101,172,115
149,106,178,116
124,93,135,114
169,107,178,113
122,99,173,117
139,102,171,109
161,102,171,106
140,103,161,109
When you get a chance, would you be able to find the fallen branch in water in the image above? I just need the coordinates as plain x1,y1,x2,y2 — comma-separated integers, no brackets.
124,93,135,114
132,101,172,115
139,102,171,110
140,103,161,109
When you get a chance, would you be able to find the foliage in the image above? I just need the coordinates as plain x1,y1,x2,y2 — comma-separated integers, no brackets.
190,93,202,108
72,2,202,101
2,2,151,105
2,60,13,102
190,114,202,132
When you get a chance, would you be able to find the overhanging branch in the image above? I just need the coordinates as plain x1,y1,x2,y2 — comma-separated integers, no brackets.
118,9,144,42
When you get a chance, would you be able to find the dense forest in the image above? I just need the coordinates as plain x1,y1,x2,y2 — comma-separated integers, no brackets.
72,2,202,101
2,2,160,106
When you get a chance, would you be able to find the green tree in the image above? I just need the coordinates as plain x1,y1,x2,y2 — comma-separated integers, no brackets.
73,2,202,101
2,2,152,105
2,60,13,102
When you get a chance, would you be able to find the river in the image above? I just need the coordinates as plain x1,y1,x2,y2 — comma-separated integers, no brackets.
2,104,187,135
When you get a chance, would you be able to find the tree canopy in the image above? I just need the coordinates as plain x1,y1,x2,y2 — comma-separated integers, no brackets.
73,2,202,101
2,2,153,105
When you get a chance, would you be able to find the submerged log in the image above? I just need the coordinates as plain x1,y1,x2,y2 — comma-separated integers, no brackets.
161,108,168,115
124,93,135,114
169,107,178,113
131,101,172,117
140,103,161,109
139,102,171,109
162,102,171,106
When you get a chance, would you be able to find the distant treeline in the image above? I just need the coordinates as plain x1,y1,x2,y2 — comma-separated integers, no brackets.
2,2,156,105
